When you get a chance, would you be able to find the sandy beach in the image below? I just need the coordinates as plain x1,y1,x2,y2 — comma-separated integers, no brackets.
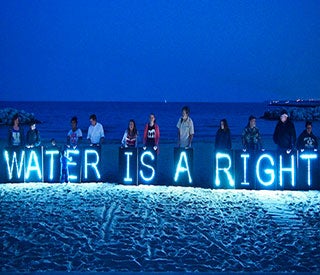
0,138,320,272
1,183,319,272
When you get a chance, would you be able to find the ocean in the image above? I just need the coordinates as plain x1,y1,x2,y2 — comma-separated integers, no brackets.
0,101,318,148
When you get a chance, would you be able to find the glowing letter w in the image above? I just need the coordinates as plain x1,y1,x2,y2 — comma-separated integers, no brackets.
5,150,25,180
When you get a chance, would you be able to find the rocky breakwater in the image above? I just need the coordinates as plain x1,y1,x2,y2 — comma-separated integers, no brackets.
262,107,320,121
0,107,40,125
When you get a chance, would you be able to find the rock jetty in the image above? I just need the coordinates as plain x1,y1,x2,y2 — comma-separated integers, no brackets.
262,106,320,121
0,108,40,125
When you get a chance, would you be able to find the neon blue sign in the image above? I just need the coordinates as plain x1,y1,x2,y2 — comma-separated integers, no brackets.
139,150,156,183
299,153,318,187
1,147,320,190
4,149,25,180
215,152,234,188
279,154,295,188
174,149,193,184
255,153,275,187
84,149,101,180
25,149,42,181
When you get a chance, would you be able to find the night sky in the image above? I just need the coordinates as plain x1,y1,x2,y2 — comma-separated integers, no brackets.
1,0,319,102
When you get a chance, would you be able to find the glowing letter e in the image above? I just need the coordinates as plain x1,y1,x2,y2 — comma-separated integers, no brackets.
215,153,234,187
174,151,192,184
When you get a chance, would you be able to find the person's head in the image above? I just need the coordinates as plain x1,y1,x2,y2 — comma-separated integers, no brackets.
305,121,313,134
220,119,229,130
128,119,137,135
280,110,288,123
50,138,56,146
181,106,190,120
30,120,36,130
12,113,20,126
71,116,78,130
149,113,156,125
89,114,97,126
248,115,256,128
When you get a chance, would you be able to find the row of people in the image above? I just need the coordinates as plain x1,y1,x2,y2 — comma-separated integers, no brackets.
6,107,319,152
216,109,318,152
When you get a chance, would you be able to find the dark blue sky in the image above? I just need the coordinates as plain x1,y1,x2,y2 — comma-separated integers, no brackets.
1,0,319,102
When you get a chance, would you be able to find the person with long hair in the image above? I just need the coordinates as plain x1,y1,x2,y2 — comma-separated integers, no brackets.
215,118,232,150
121,119,138,148
143,113,160,153
8,113,24,147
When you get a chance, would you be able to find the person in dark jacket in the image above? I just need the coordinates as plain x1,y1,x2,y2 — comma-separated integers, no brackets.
26,121,41,148
8,113,24,147
215,119,232,150
242,115,264,153
273,110,296,153
297,121,318,151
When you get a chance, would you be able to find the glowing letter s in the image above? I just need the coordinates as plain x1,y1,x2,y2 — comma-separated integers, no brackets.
139,151,155,182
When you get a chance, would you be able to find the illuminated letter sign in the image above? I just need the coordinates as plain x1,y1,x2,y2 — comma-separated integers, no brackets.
214,152,234,189
298,152,319,190
44,149,61,182
139,149,157,184
66,149,81,182
256,153,275,189
82,148,101,182
119,147,138,185
3,148,25,182
279,154,295,189
25,148,43,182
174,148,193,185
240,153,250,186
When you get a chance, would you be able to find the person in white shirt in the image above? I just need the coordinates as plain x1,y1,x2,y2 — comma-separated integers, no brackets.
87,114,105,146
177,106,194,148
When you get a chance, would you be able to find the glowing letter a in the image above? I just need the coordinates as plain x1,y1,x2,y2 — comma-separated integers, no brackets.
174,151,192,184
